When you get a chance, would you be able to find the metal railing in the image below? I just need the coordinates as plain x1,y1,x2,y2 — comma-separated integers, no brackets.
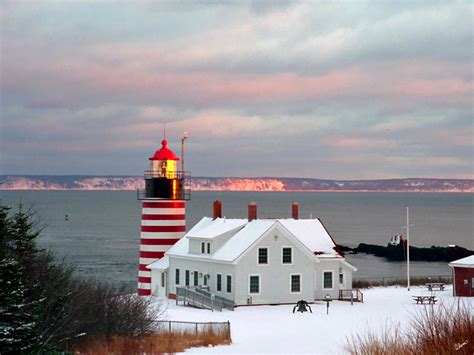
137,188,191,201
353,274,452,287
176,286,234,312
144,170,191,180
194,287,235,311
339,289,364,303
156,320,231,335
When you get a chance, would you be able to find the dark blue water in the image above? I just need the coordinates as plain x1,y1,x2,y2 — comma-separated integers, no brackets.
1,191,472,289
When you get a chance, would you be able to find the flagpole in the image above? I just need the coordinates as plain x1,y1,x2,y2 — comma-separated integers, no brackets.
406,206,410,291
403,206,414,291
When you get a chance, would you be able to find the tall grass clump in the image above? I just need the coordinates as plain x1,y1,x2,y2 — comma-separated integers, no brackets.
73,327,232,354
346,301,473,354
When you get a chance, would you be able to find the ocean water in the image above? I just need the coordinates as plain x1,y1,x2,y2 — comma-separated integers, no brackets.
1,191,472,290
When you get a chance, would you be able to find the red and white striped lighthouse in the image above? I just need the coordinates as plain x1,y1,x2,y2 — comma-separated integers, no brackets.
137,138,190,296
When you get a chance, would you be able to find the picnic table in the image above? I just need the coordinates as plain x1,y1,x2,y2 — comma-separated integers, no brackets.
425,283,445,291
413,295,437,304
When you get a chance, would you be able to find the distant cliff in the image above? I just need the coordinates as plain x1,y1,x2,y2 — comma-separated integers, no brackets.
1,175,472,192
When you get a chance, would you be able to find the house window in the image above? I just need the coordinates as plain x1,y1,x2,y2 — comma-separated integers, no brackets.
291,274,301,293
323,271,333,289
161,272,165,288
207,243,211,254
217,274,222,291
249,275,260,294
258,248,268,264
185,270,190,286
201,242,205,253
194,271,199,286
282,247,292,264
226,275,232,293
204,274,208,286
175,268,180,285
339,273,344,285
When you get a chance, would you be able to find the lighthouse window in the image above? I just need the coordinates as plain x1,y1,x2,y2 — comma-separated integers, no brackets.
207,243,211,254
185,270,190,286
175,269,180,285
201,242,205,253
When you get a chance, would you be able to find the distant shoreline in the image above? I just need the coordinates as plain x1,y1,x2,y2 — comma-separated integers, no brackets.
1,175,473,193
1,188,472,193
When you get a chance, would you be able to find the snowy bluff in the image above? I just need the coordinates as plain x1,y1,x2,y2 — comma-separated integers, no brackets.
1,175,473,192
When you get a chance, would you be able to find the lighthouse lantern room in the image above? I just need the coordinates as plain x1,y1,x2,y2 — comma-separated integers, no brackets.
137,138,190,296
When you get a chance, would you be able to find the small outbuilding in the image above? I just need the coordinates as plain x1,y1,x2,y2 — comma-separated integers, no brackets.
448,255,474,297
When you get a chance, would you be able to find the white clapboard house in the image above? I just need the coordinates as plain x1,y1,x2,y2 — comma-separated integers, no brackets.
147,201,357,306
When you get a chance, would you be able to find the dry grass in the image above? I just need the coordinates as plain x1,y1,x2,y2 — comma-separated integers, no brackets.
353,276,452,289
346,301,473,354
71,327,232,354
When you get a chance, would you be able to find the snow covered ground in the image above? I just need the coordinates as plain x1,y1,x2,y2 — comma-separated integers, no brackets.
151,285,473,354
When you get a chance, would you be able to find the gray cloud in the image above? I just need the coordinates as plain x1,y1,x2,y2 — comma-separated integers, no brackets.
1,1,472,178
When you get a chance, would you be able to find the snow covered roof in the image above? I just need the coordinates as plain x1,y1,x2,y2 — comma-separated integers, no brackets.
449,255,474,268
187,217,247,239
147,256,169,270
166,216,342,263
212,220,274,261
278,219,337,255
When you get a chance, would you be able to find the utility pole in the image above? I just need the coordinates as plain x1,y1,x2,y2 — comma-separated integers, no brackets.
403,206,414,291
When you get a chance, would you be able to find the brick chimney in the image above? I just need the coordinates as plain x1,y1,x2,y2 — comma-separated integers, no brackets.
248,202,257,221
292,202,299,219
213,200,222,220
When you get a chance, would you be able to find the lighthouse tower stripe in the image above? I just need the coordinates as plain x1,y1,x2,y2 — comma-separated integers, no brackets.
137,199,186,296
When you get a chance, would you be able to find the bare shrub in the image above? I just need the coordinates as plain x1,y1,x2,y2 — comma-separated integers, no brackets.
346,301,473,354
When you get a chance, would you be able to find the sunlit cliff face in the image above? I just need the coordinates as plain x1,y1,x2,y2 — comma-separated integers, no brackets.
197,178,286,191
2,177,472,192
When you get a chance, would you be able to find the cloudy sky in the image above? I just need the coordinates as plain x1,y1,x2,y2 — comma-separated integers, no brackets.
1,1,472,179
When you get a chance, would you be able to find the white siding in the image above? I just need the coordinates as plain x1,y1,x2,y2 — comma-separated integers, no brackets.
234,224,315,305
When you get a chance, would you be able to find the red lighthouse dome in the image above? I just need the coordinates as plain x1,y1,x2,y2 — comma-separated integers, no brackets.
149,140,180,161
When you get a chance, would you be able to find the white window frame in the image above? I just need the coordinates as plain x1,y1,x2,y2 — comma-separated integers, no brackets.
258,247,269,265
248,274,261,295
290,273,302,294
175,268,180,286
281,246,293,265
322,270,334,290
226,274,232,293
216,273,222,292
339,271,345,287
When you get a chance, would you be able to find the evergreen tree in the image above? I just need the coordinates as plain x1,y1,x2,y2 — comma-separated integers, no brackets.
0,205,12,260
0,258,40,354
9,204,41,267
